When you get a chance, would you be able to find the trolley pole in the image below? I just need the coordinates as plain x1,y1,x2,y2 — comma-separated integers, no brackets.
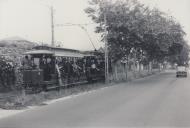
51,6,55,47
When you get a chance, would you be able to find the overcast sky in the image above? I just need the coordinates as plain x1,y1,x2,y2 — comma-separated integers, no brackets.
0,0,189,50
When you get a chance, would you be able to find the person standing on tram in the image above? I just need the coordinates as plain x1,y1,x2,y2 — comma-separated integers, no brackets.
22,55,32,69
0,60,6,89
0,57,9,89
65,59,72,83
91,59,97,74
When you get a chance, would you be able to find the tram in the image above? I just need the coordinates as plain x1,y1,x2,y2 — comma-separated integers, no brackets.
21,46,105,91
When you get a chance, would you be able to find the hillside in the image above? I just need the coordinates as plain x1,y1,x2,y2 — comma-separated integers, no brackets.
0,37,38,63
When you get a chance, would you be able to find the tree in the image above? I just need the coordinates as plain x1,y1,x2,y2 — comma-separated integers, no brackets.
85,0,189,65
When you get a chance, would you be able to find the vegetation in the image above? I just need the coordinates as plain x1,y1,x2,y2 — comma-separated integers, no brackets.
0,38,37,91
85,0,189,65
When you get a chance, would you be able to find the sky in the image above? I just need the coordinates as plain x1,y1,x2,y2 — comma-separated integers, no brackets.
0,0,189,50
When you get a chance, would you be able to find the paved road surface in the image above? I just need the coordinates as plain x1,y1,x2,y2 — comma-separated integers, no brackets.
0,70,190,128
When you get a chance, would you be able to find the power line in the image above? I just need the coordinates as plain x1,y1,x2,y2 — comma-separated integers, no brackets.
79,25,97,50
56,23,97,27
56,23,97,50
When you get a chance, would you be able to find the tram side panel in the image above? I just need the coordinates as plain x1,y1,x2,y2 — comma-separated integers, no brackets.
23,69,44,89
21,53,105,91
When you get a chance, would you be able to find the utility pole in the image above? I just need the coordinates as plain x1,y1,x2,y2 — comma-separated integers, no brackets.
102,1,109,84
51,6,55,47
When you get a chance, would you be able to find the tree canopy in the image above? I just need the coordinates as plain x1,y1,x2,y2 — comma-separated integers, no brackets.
85,0,189,65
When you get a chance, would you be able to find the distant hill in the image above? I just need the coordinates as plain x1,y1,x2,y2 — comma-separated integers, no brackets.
0,36,37,49
1,36,28,41
0,37,38,63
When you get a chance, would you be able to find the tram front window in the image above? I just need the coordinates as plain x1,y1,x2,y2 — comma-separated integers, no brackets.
30,55,55,81
33,58,40,69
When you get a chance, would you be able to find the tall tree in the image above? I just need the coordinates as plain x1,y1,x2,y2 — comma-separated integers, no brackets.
85,0,189,65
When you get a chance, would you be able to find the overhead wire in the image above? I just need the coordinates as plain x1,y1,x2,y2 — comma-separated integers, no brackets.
56,23,98,50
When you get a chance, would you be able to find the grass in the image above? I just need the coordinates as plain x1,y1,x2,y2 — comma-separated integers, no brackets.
0,70,161,110
0,81,110,110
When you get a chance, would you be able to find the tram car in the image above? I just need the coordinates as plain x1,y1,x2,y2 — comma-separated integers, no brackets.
21,46,105,91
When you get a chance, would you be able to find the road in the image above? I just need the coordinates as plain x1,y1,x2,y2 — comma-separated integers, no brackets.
0,70,190,128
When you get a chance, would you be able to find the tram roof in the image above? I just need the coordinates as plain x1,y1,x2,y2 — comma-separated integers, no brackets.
33,45,80,52
54,51,84,58
25,50,54,55
25,50,84,58
26,45,98,57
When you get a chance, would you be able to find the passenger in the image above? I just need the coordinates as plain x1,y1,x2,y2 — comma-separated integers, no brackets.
66,60,73,83
61,58,67,72
22,55,32,69
31,59,37,69
86,58,91,68
44,58,52,81
70,61,74,78
72,61,81,80
10,64,16,86
0,58,7,89
5,63,12,88
82,59,86,73
0,62,5,88
91,59,97,74
96,59,102,72
72,61,81,72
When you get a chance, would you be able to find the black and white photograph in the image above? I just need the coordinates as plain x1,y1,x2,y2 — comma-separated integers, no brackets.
0,0,189,127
